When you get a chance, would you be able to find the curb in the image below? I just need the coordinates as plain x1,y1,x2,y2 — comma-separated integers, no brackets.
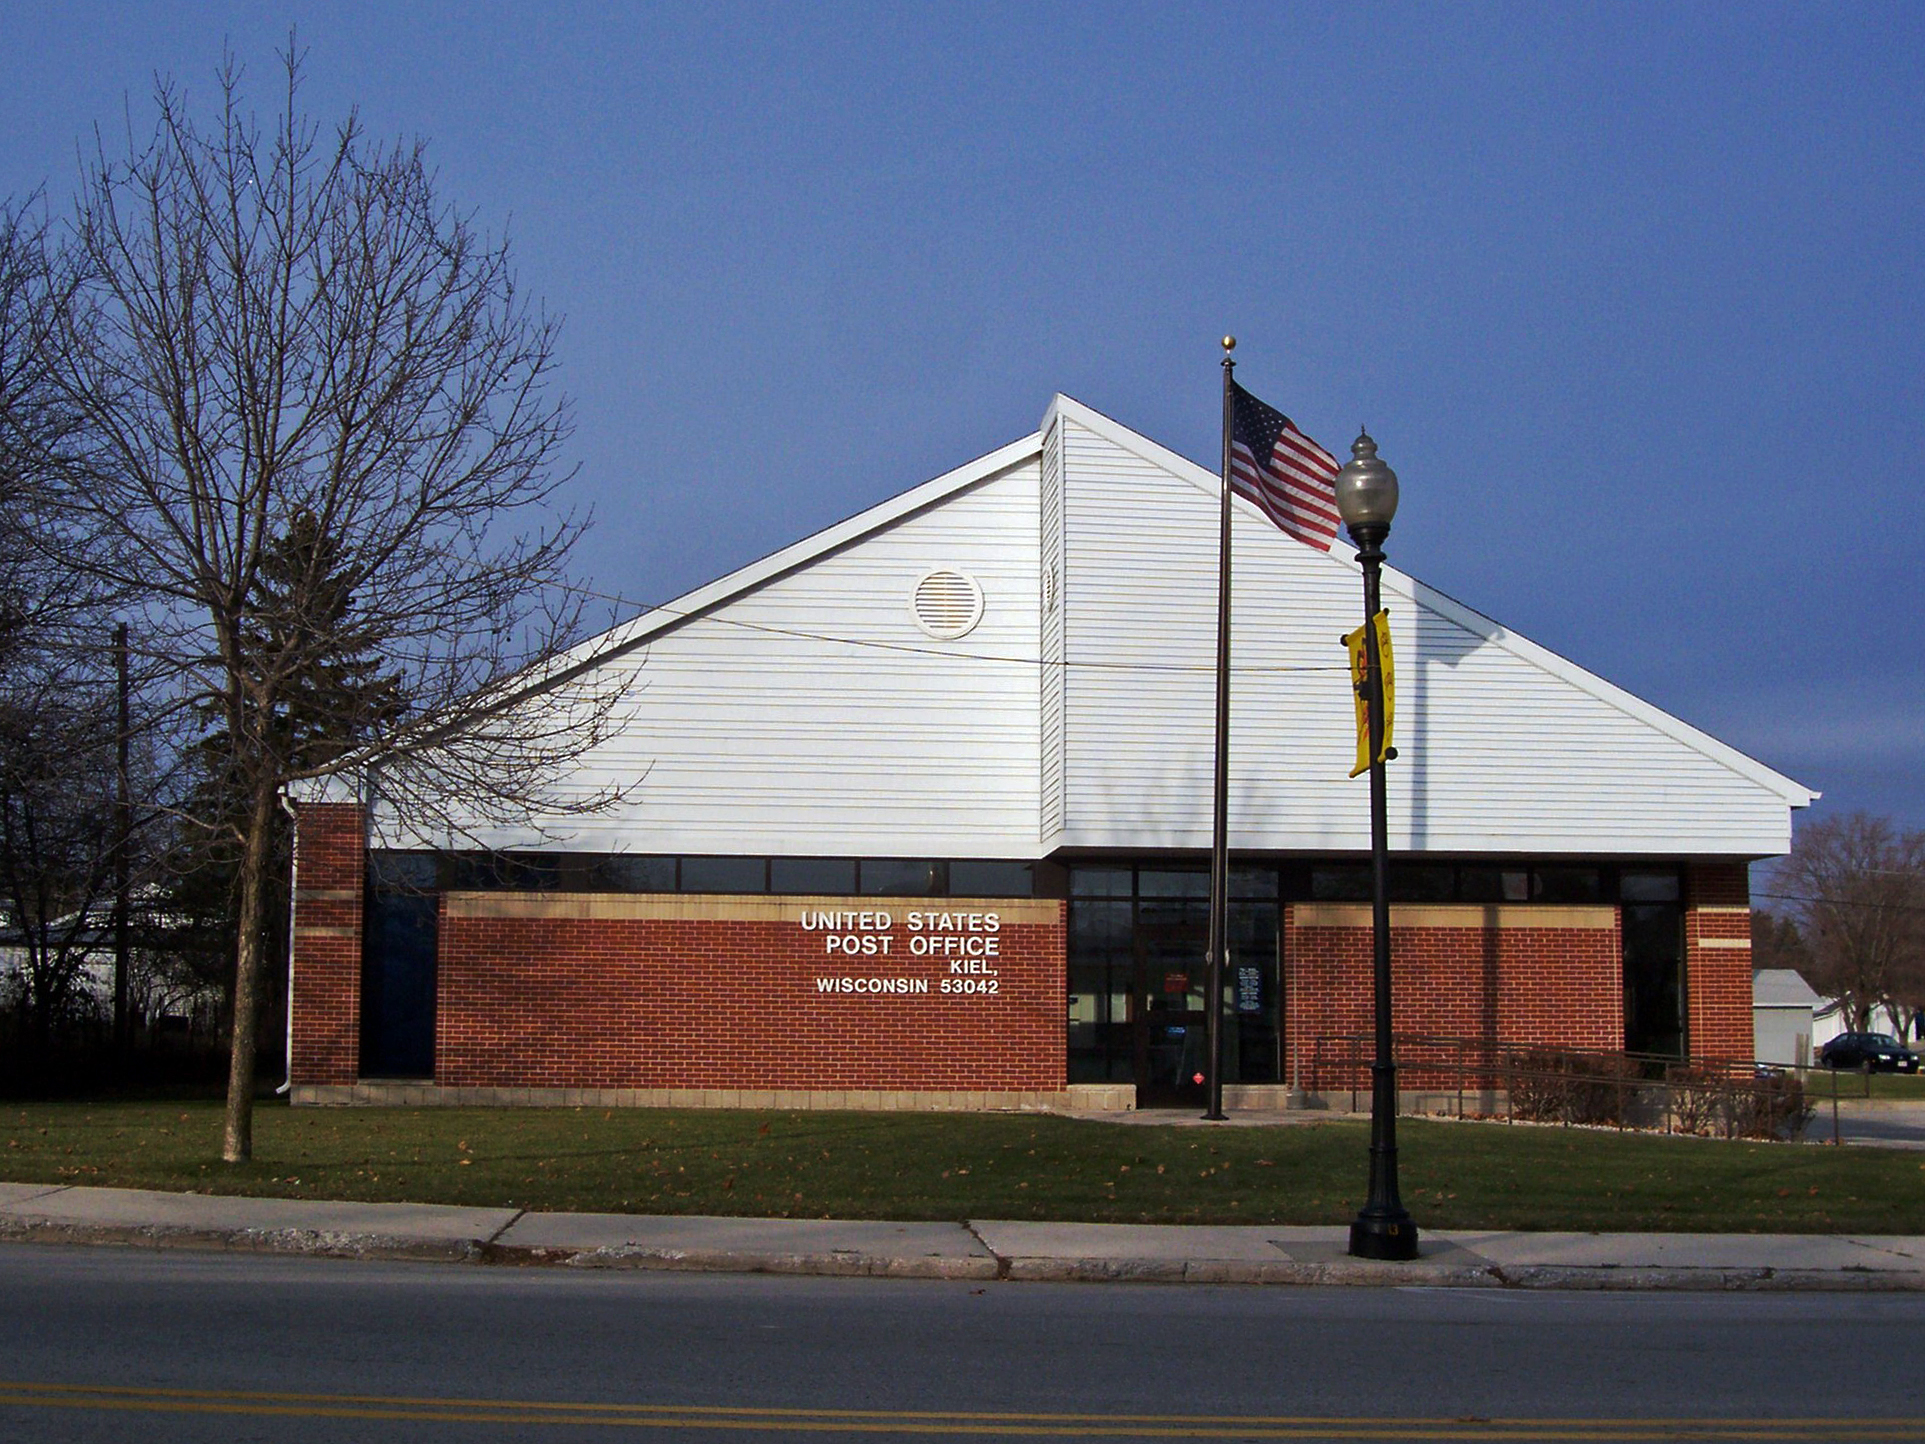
3,1213,1924,1290
480,1241,1001,1281
0,1216,489,1264
991,1258,1925,1290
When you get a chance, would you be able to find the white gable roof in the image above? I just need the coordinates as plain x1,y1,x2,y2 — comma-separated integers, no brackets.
547,433,1044,674
1753,969,1822,1009
366,394,1812,859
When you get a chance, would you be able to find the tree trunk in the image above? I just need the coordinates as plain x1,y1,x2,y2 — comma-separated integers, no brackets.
221,781,280,1163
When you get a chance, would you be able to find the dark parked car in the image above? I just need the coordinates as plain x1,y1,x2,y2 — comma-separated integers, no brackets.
1817,1032,1920,1072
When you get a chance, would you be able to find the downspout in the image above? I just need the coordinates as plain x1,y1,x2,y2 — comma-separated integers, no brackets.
276,793,299,1095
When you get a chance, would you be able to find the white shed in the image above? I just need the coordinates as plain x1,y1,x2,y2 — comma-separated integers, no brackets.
1753,968,1821,1066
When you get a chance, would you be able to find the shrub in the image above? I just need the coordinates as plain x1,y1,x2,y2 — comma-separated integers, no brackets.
1664,1065,1813,1141
1507,1049,1640,1127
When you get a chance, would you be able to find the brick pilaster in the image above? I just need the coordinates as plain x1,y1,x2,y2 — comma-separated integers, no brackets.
1685,862,1753,1062
287,802,365,1085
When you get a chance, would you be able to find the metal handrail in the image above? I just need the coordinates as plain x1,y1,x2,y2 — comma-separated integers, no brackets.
1306,1032,1814,1141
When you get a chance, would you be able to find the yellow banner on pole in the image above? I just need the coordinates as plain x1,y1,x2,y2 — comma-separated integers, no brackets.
1343,609,1394,778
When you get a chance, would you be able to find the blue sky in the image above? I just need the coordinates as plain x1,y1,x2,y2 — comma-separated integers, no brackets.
4,2,1920,835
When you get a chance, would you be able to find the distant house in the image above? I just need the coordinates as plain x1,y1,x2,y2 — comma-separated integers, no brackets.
1752,968,1821,1066
0,894,220,1040
0,905,118,1018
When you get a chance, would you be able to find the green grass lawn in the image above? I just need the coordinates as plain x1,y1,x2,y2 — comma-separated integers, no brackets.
1801,1068,1925,1100
4,1100,1921,1233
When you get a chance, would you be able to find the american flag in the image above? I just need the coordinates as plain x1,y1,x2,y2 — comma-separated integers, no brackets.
1228,381,1340,550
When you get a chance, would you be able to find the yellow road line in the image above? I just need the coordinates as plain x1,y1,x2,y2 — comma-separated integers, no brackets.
0,1383,1917,1440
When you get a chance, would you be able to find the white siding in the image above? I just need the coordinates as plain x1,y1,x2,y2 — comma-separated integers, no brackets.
367,394,1808,863
379,458,1043,857
1054,409,1802,856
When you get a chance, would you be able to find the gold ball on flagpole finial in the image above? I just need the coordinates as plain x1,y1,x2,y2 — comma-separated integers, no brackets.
1222,336,1236,352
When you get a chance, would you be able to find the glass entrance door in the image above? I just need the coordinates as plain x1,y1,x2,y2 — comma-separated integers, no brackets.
1066,865,1283,1105
1134,925,1208,1107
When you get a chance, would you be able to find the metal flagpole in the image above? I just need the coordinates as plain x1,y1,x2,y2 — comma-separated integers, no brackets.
1204,338,1236,1122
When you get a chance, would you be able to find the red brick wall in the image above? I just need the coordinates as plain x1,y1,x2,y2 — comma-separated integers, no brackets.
1686,862,1754,1062
287,803,364,1086
435,894,1066,1091
292,855,1759,1092
1285,903,1623,1089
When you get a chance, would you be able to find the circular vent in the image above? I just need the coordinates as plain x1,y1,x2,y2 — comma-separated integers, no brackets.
912,569,984,640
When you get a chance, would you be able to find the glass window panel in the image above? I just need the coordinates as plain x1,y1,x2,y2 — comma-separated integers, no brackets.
1533,867,1603,903
449,853,558,891
1067,1004,1098,1049
1230,867,1279,898
1138,869,1210,897
1458,868,1532,903
1138,895,1209,929
1068,1053,1111,1084
680,856,767,893
1228,902,1278,954
949,860,1034,897
1623,901,1684,1057
860,859,943,896
1620,871,1681,903
1068,900,1133,958
1311,865,1372,901
587,855,676,892
1068,963,1111,1022
771,858,857,894
512,855,563,890
1457,867,1502,903
1228,901,1279,1082
1068,951,1124,1084
1390,865,1456,902
368,851,438,891
1069,867,1132,897
441,853,490,891
553,854,602,890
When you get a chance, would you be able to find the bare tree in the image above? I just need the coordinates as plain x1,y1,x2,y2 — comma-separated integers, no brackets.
1750,908,1810,977
1886,921,1925,1045
0,196,59,499
25,48,619,1160
0,668,129,1041
1772,813,1925,1036
0,204,134,1046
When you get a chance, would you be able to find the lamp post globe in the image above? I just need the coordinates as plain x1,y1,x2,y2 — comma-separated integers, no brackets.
1334,431,1399,543
1339,428,1418,1263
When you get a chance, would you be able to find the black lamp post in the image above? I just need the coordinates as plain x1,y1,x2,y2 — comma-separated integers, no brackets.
1336,431,1418,1263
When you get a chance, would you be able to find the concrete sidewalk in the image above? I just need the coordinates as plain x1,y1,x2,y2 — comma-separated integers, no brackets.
1,1181,1920,1290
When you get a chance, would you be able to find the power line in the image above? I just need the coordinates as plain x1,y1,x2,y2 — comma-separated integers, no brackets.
11,584,1353,675
1755,889,1925,918
557,579,1350,675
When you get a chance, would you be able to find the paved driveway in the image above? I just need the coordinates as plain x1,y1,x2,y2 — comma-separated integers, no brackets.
1808,1098,1925,1148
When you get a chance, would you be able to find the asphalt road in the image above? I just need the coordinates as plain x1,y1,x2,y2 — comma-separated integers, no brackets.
1819,1103,1925,1148
2,1243,1922,1442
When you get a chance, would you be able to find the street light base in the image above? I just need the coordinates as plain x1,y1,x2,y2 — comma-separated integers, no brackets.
1348,1212,1419,1261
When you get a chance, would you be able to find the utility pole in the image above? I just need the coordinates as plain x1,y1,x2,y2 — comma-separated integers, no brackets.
113,621,131,1061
